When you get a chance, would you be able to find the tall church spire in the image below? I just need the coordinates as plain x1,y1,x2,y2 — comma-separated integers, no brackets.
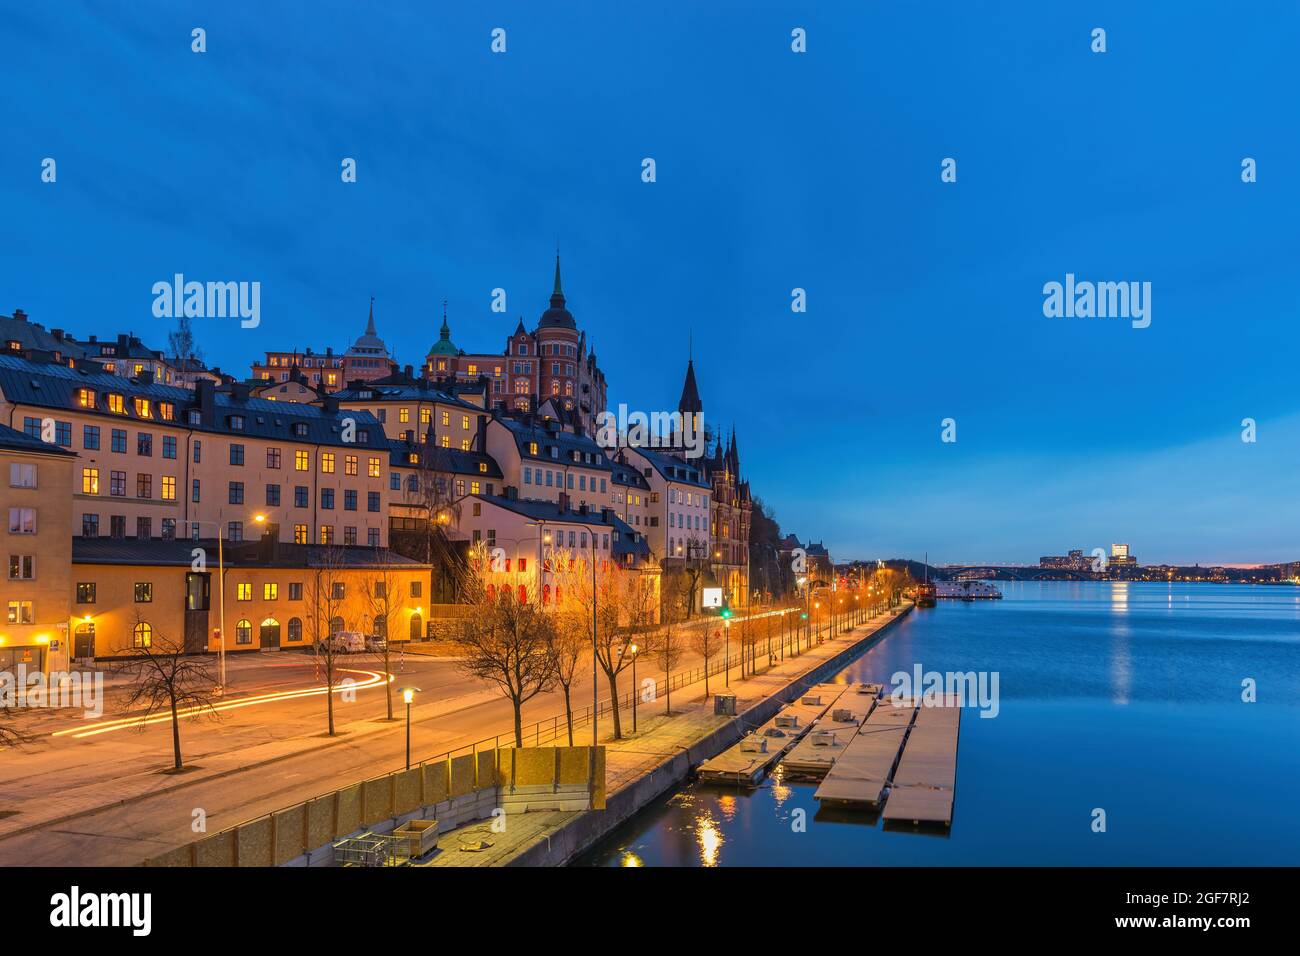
365,296,377,336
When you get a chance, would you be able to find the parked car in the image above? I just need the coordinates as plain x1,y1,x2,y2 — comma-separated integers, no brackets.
365,636,388,653
318,631,366,654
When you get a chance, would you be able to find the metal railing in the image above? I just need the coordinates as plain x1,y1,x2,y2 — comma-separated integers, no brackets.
411,600,895,770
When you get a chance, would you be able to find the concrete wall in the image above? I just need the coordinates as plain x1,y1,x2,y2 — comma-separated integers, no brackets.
143,744,603,867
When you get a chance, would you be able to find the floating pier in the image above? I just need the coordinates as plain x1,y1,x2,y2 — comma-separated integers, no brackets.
697,683,847,787
781,683,882,778
881,696,961,827
813,695,919,807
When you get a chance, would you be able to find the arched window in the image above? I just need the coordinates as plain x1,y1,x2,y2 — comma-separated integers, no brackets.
132,622,151,649
329,616,344,635
235,619,252,644
409,613,423,641
287,618,303,642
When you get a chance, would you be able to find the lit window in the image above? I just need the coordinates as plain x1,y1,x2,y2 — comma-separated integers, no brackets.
82,468,99,495
321,453,335,474
108,393,125,414
78,388,96,408
263,582,278,600
237,582,252,601
134,398,151,418
295,450,310,471
368,456,381,478
133,621,152,648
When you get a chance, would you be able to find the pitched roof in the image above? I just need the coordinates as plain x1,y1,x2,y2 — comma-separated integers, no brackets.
0,421,77,456
494,417,613,470
678,359,702,415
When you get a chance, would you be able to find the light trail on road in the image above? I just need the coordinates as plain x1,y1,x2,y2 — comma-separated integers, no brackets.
51,668,393,740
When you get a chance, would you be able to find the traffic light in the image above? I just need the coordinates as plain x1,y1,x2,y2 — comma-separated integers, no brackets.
800,613,808,620
720,604,732,620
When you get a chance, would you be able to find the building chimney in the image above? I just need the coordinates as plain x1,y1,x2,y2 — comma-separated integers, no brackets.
11,308,27,322
322,393,339,415
558,492,570,512
137,369,154,385
195,379,216,419
505,485,518,501
601,507,613,523
476,414,487,452
230,382,251,402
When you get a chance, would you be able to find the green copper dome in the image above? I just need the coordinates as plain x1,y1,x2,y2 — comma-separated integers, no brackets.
427,304,459,357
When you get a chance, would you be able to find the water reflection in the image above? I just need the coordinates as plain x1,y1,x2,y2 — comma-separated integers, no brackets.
695,812,724,866
1109,581,1129,613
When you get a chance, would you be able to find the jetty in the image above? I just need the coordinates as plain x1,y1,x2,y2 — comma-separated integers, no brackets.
781,683,882,778
697,683,847,787
881,696,961,826
813,695,918,807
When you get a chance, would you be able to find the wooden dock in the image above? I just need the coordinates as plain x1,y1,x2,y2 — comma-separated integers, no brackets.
881,696,961,827
813,695,919,807
697,683,847,787
781,683,882,778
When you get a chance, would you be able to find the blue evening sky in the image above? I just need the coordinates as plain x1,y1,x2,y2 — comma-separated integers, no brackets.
3,2,1297,565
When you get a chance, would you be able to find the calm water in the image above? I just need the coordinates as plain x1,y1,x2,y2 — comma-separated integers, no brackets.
579,582,1300,866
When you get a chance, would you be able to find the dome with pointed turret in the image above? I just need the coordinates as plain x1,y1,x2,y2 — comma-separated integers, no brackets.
345,298,391,358
427,301,460,357
538,255,576,330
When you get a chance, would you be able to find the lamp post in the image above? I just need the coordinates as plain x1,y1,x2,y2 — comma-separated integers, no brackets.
400,686,421,770
189,511,266,691
628,643,639,734
724,618,731,687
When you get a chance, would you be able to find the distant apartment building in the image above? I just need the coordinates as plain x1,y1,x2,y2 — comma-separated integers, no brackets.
250,301,396,392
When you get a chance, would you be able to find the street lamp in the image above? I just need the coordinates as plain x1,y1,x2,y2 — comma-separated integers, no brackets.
191,510,266,691
400,686,421,770
724,618,731,687
627,643,639,734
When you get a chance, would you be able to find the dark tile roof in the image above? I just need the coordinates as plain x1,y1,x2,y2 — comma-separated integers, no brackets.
333,380,480,412
388,440,503,478
622,447,711,488
72,537,428,569
610,459,651,491
0,421,77,456
473,494,649,558
495,417,613,471
0,355,385,450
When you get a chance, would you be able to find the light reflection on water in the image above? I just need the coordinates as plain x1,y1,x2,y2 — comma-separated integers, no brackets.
579,582,1300,866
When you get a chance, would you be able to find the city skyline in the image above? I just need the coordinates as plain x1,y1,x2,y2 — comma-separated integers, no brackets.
5,3,1298,564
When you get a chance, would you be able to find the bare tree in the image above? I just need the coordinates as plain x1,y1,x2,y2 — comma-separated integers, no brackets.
691,623,724,700
404,438,470,605
307,544,350,736
651,599,687,715
364,546,402,721
167,313,204,387
546,595,588,746
457,567,555,747
112,625,220,771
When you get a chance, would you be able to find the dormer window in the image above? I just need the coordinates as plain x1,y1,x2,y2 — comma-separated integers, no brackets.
478,462,488,473
133,398,151,419
188,410,202,425
107,393,125,414
158,402,174,421
229,415,245,431
77,388,96,408
528,442,539,455
408,453,418,464
293,423,308,437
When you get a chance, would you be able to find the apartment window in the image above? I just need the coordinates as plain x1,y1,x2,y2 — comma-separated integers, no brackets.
266,484,281,506
367,528,380,547
83,425,100,450
111,429,127,453
410,581,422,598
133,622,152,648
399,407,410,423
81,467,99,495
229,481,244,505
76,582,96,604
235,620,252,645
108,393,125,414
137,433,152,456
344,490,357,511
192,479,201,503
420,408,431,425
136,516,151,539
8,508,36,534
134,398,152,418
367,491,380,513
77,387,96,408
8,463,36,489
295,450,309,471
230,443,245,466
161,476,176,501
293,422,308,437
110,515,126,538
81,514,99,537
109,471,125,497
134,582,153,603
228,521,243,542
163,435,177,459
319,525,334,545
441,410,450,427
345,455,358,476
390,473,401,491
288,582,303,600
332,582,346,600
440,435,450,448
288,618,303,641
321,488,334,510
7,601,34,624
162,518,176,539
267,447,281,469
263,582,278,600
159,402,175,421
294,524,308,544
295,486,309,508
8,555,35,580
229,415,245,431
237,583,252,601
344,526,357,546
368,456,381,478
137,474,153,499
321,452,335,474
